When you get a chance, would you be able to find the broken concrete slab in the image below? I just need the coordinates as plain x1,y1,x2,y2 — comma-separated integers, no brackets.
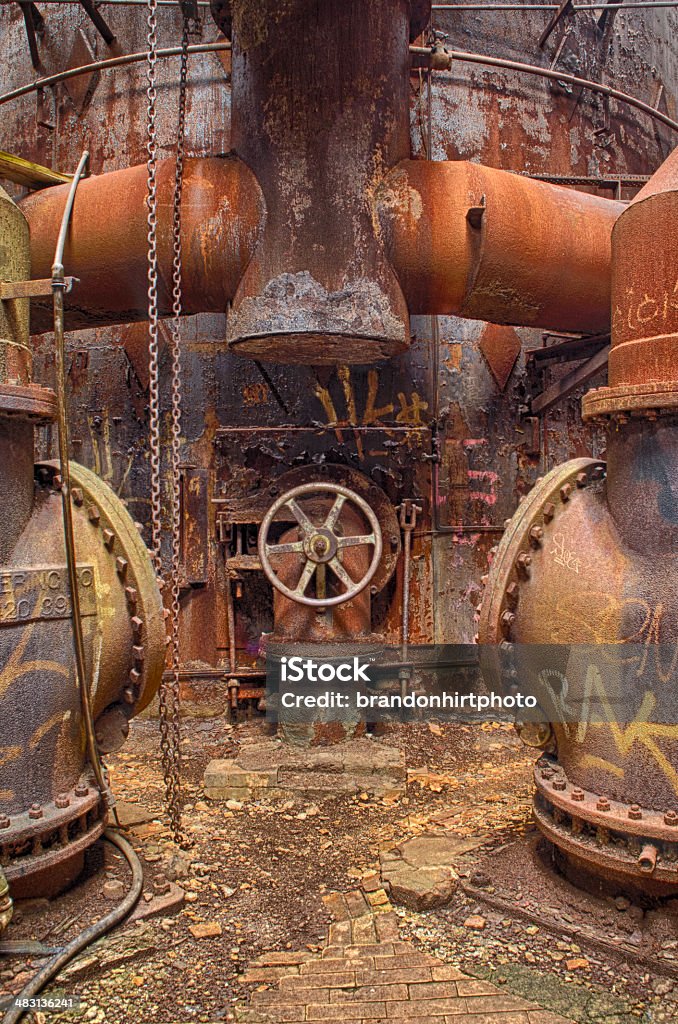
380,833,486,911
204,738,405,802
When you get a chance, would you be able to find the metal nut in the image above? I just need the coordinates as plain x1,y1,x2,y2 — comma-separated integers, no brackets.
552,779,566,791
529,524,544,547
29,803,43,819
572,788,585,802
542,501,556,523
664,810,678,827
596,797,610,812
55,793,70,809
560,484,572,502
75,783,89,798
628,804,643,820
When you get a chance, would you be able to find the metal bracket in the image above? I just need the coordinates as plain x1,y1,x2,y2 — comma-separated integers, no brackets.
529,344,610,416
78,0,116,46
0,277,76,301
539,0,574,50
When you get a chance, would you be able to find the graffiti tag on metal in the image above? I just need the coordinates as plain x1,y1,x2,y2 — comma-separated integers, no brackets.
0,566,97,626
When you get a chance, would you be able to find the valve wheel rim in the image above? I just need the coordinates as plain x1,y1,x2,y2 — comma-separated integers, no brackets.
258,482,383,608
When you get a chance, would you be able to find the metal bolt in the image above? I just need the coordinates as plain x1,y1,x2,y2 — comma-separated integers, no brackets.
123,687,136,705
505,582,519,608
125,586,138,610
500,610,515,635
129,668,141,685
560,484,572,502
541,768,554,780
75,783,89,797
572,788,585,802
133,645,145,663
529,524,544,547
29,803,43,819
87,506,101,524
516,552,532,576
71,487,84,506
116,557,128,577
664,810,678,827
53,474,63,491
0,815,9,829
390,534,399,547
55,793,70,809
575,472,588,488
597,797,610,812
131,616,144,640
552,779,566,791
628,804,642,820
542,501,556,523
102,529,115,550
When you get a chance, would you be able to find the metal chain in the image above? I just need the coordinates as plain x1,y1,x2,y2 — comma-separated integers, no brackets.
145,0,162,573
158,8,192,847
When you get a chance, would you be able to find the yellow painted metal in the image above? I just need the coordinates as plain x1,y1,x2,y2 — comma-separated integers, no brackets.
0,151,73,191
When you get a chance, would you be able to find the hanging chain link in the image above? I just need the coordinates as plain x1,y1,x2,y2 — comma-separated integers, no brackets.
147,0,193,846
146,0,162,573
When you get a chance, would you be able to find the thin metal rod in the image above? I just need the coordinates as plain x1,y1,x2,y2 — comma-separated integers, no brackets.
0,41,231,106
433,1,678,7
2,39,675,135
52,150,113,812
423,46,678,131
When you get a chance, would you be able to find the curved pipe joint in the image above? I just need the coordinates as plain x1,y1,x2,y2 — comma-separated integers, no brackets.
377,159,623,334
20,156,265,332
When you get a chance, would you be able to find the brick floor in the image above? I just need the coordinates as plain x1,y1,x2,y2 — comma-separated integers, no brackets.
235,891,575,1024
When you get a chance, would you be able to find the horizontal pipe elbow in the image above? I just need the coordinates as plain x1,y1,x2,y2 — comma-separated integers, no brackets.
377,159,624,335
20,155,265,332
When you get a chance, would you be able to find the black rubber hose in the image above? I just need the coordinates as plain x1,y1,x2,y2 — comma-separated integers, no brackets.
2,829,143,1024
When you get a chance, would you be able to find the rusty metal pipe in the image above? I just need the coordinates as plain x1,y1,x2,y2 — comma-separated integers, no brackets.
20,156,265,332
479,145,678,895
378,159,624,334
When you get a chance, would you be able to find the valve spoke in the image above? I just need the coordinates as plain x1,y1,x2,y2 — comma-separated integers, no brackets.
323,494,346,532
337,533,375,549
328,556,355,590
295,558,317,596
266,540,305,555
286,498,315,536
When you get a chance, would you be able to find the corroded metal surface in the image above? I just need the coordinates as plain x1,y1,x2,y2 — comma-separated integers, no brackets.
480,147,678,893
225,0,412,363
20,157,265,332
377,159,623,333
584,145,678,419
0,0,673,726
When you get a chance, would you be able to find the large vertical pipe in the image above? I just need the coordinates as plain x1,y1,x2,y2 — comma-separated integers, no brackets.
223,0,423,364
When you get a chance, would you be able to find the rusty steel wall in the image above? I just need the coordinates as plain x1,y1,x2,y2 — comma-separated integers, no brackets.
0,2,676,709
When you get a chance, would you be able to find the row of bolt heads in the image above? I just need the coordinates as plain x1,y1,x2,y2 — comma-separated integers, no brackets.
0,783,92,829
541,767,678,826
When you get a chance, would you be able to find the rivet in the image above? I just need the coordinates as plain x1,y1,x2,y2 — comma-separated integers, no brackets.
75,782,89,798
597,797,610,812
29,803,43,819
116,557,128,577
71,487,84,506
87,506,101,525
664,810,678,827
575,472,588,488
572,788,585,802
102,529,115,550
560,484,572,502
529,525,543,547
55,793,70,809
628,804,643,820
542,501,556,523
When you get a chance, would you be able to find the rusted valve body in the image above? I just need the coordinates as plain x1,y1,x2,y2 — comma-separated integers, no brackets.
478,147,678,895
0,190,165,898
